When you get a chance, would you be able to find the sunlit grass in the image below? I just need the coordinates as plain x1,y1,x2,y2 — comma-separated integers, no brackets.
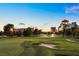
0,36,79,56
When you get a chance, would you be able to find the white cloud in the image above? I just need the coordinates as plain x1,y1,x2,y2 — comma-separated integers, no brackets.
65,5,79,14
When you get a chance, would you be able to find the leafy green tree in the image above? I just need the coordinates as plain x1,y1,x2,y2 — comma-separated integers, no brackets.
3,24,14,36
63,22,78,37
33,28,39,35
16,30,22,37
0,31,3,36
33,29,42,35
23,27,33,36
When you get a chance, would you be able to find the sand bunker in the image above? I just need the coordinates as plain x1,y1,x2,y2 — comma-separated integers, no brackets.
66,39,75,42
39,43,57,49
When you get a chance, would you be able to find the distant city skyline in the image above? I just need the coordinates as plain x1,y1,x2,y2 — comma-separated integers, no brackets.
0,3,79,31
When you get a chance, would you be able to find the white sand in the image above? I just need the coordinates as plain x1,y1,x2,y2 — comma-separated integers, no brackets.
39,43,57,49
66,39,75,42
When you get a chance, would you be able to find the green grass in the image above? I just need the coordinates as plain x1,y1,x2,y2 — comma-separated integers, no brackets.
0,36,79,56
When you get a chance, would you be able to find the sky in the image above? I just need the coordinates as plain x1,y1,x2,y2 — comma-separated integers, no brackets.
0,3,79,31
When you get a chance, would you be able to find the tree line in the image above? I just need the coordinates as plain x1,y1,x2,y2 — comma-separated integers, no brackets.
58,20,79,38
0,24,42,37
